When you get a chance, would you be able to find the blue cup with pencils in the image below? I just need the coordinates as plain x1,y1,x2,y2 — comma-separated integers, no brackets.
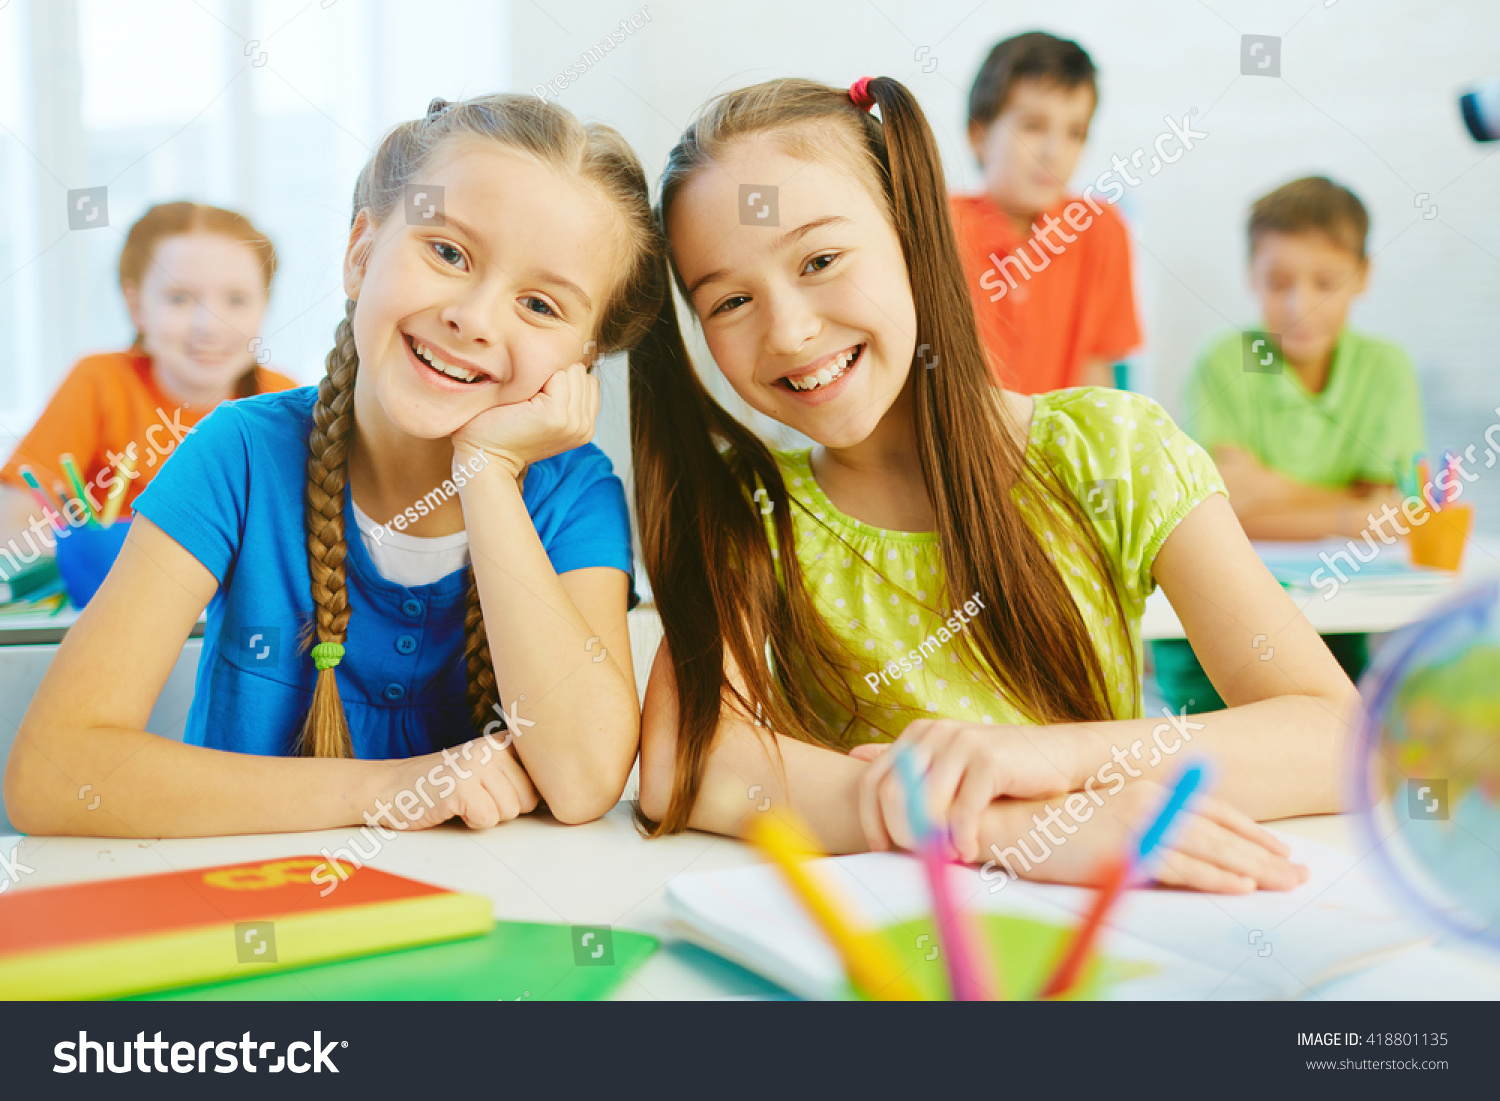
27,451,136,608
55,520,133,607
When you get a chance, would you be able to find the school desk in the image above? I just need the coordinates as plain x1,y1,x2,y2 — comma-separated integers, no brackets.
3,805,1499,1000
1140,535,1500,640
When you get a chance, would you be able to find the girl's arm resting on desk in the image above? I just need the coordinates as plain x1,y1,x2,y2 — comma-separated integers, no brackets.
4,517,383,836
972,783,1304,894
452,364,639,825
457,463,638,827
639,642,1304,890
2,517,536,837
856,494,1356,870
638,641,870,854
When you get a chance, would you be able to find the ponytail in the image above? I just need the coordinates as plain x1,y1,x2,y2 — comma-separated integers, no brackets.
633,76,1130,832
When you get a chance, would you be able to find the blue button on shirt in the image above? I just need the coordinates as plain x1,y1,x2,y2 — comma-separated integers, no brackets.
133,387,636,759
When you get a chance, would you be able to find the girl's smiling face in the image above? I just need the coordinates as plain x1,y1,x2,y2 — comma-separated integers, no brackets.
344,139,623,441
124,231,271,403
669,132,918,451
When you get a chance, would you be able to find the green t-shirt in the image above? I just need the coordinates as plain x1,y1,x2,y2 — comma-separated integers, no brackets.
756,388,1226,745
1183,328,1425,488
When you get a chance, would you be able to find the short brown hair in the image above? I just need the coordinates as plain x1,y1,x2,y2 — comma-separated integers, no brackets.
967,31,1097,129
1249,176,1369,261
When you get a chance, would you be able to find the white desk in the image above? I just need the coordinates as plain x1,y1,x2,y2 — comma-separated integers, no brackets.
4,806,1499,1000
1141,536,1500,640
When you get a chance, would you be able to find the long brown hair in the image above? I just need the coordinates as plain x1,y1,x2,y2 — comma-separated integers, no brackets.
629,77,1132,834
118,200,278,399
299,94,661,758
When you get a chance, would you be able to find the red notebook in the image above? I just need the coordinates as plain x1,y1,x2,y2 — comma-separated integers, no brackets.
0,856,492,999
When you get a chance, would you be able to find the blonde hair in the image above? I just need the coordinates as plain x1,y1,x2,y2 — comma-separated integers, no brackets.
118,200,278,398
300,94,660,758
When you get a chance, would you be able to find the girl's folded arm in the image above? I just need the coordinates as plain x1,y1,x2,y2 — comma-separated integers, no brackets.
1104,492,1360,818
460,459,639,825
638,639,870,853
3,517,387,837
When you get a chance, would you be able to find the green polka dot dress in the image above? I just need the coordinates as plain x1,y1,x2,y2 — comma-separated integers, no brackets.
757,387,1226,746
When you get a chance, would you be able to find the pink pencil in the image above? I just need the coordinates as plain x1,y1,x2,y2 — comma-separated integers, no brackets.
895,746,998,1000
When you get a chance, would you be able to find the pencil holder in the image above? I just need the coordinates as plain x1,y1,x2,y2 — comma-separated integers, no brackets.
1407,504,1472,572
54,520,133,607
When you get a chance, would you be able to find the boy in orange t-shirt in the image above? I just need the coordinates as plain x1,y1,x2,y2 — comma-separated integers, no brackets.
951,32,1141,393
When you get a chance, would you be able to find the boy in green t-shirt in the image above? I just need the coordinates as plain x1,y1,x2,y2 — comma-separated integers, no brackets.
1156,176,1425,711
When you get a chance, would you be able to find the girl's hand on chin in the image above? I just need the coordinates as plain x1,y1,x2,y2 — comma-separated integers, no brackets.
452,361,599,479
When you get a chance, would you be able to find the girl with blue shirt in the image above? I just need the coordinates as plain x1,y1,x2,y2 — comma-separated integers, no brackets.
7,95,660,836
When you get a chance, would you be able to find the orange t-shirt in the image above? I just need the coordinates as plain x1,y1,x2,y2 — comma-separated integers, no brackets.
950,193,1141,394
1,351,299,516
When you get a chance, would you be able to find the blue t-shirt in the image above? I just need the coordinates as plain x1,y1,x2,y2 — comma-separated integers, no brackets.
133,387,636,759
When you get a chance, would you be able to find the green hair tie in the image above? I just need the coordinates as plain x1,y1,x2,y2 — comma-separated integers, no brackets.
311,642,345,671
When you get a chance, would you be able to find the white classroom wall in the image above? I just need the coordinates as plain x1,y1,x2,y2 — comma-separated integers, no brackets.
3,0,1498,525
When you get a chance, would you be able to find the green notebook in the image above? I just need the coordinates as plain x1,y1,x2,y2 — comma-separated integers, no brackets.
133,922,659,1001
0,555,62,604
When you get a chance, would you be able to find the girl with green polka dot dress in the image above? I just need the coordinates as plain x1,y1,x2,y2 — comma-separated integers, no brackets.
630,77,1358,894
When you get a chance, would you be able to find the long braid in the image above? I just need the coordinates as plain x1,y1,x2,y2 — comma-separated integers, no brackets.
464,568,500,738
293,93,657,764
298,298,359,758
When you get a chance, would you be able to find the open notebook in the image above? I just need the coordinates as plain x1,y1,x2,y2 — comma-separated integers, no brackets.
666,832,1430,1000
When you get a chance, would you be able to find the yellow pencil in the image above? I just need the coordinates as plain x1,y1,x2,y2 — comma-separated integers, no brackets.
749,811,925,1001
98,449,136,526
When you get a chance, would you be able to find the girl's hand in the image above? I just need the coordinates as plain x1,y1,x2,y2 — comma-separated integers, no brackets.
452,361,599,479
369,735,539,831
852,719,1096,861
979,782,1308,894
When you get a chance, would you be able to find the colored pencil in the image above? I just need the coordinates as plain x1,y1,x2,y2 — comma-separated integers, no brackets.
58,453,101,527
1440,450,1457,510
893,745,997,1000
748,811,925,1001
1039,763,1208,998
17,466,66,533
98,450,136,526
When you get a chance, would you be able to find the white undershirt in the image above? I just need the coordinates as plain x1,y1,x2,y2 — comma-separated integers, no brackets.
349,498,470,588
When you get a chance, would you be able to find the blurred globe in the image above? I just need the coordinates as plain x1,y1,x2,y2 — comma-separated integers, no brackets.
1353,579,1500,949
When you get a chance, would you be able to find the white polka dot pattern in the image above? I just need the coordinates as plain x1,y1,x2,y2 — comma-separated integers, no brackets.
743,387,1225,747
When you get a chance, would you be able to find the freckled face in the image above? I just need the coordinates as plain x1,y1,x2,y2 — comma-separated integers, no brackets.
344,140,623,440
126,232,271,401
669,135,918,449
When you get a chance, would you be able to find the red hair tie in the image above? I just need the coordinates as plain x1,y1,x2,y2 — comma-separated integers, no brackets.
848,77,876,111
